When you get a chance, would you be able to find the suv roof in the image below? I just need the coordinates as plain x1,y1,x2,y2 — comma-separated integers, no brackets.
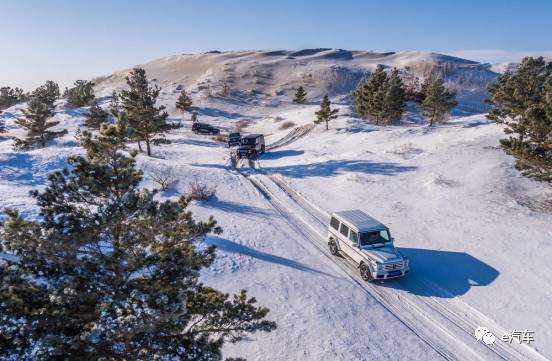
241,134,263,139
333,210,386,232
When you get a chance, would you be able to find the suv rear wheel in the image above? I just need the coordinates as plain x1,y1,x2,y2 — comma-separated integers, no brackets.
328,240,339,256
359,263,374,282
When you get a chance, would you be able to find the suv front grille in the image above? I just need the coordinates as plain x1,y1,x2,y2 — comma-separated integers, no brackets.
383,262,403,271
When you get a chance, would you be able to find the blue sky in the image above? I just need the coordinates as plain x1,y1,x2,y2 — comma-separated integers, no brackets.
1,0,551,90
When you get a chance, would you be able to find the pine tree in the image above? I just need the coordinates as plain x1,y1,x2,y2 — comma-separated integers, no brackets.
315,95,339,130
33,80,60,107
0,86,25,111
366,65,389,124
64,80,95,108
0,122,276,360
176,89,193,112
13,95,67,149
84,100,109,129
486,56,552,182
352,78,369,118
382,68,407,124
109,91,120,118
120,67,181,156
417,76,457,126
352,65,388,124
293,86,307,104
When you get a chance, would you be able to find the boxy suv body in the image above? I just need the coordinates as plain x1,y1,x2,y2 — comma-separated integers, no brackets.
192,122,220,135
327,210,409,281
227,132,241,147
237,134,265,159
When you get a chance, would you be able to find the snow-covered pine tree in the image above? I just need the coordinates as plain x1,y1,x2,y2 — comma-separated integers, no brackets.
109,90,120,119
176,89,193,112
120,67,181,156
13,94,67,149
486,56,552,182
293,86,307,104
417,76,457,126
64,80,95,108
33,80,60,107
382,68,406,125
0,86,25,111
0,120,276,360
315,94,339,130
84,100,109,129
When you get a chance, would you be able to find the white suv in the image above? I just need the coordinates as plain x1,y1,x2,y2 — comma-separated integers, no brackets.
327,210,410,281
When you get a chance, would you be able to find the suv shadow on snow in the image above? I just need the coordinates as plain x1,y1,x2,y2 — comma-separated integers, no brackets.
206,236,336,278
260,149,304,160
378,248,499,298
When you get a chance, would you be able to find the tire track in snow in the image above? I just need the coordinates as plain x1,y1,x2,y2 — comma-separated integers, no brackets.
243,166,547,361
231,124,546,361
265,124,314,151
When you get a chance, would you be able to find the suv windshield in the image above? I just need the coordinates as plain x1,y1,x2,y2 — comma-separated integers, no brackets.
359,230,390,246
241,138,256,146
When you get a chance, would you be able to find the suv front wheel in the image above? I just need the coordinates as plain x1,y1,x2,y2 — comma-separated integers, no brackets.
328,240,339,256
359,262,374,282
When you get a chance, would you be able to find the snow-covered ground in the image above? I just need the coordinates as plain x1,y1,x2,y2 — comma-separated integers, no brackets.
1,50,551,360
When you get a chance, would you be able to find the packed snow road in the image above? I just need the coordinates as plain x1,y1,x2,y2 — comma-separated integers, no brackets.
230,158,545,361
220,124,549,361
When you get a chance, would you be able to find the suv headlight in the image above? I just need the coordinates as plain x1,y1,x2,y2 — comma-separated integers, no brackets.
403,257,409,267
372,262,383,271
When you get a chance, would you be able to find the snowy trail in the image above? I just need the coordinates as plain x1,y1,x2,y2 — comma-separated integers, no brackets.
231,158,547,361
266,124,314,151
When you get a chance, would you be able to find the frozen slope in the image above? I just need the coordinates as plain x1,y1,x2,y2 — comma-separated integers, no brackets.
1,65,551,359
258,107,552,359
0,103,443,361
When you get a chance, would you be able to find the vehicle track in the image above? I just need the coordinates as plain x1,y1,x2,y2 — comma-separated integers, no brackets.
260,172,547,361
266,124,314,151
233,159,547,361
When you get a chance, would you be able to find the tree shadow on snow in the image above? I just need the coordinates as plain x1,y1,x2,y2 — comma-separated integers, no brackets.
193,106,260,120
193,160,416,178
172,138,223,148
378,247,499,298
0,152,68,185
206,236,336,278
260,160,417,178
201,198,274,218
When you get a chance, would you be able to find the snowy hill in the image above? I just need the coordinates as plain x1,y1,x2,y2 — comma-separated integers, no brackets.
93,49,499,115
1,50,551,361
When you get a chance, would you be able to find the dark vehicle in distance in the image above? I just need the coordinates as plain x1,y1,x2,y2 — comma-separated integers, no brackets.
237,134,265,159
227,132,241,147
192,122,220,135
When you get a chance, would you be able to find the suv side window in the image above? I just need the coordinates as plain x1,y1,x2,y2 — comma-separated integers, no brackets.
330,217,340,230
339,223,349,237
349,230,358,243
